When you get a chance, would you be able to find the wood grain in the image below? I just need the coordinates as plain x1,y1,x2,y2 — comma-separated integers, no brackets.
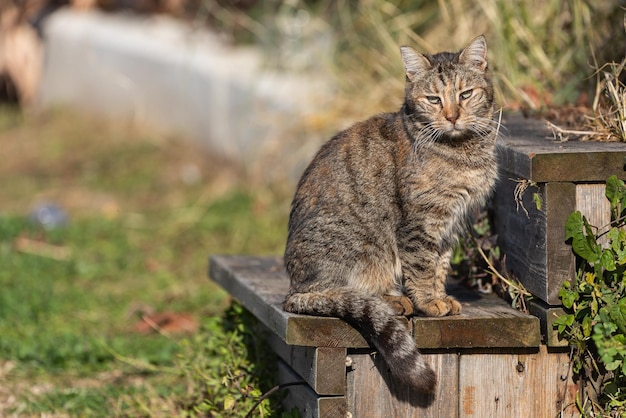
209,255,540,349
278,360,348,418
266,330,347,395
499,114,626,183
210,255,579,418
495,114,626,305
209,255,369,348
348,351,459,418
458,346,579,418
576,183,612,246
528,299,568,347
493,179,576,305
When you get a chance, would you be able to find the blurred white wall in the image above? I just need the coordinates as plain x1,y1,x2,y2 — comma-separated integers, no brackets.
38,9,332,164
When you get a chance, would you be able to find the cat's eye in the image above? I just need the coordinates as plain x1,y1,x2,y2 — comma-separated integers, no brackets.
460,89,473,100
426,96,441,105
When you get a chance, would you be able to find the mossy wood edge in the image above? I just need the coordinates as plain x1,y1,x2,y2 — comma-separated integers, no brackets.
209,255,540,349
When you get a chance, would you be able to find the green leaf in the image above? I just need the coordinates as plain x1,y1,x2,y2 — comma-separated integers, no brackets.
601,249,617,272
561,177,626,408
608,227,621,251
565,211,583,241
606,175,626,223
606,175,623,208
223,395,235,410
554,313,575,334
582,314,593,337
559,283,578,308
532,192,543,211
565,212,601,263
605,358,621,371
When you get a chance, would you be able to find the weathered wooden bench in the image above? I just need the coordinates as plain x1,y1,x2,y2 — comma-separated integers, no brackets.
210,255,580,418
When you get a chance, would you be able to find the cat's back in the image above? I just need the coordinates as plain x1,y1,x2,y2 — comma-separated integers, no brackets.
285,112,406,283
293,112,407,198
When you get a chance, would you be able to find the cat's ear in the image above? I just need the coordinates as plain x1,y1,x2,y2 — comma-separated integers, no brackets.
400,46,431,82
459,35,488,71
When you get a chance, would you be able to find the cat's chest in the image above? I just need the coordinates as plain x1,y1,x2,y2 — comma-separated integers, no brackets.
400,152,497,209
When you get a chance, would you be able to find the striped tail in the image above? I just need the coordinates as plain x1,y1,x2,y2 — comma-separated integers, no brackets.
283,288,436,393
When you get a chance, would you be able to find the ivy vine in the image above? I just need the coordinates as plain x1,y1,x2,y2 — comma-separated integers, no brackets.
555,175,626,416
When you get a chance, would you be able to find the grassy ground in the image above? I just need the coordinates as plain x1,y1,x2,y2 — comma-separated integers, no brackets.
0,105,290,416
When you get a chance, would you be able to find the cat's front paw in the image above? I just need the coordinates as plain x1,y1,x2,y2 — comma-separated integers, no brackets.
417,296,462,317
383,295,414,316
444,296,462,315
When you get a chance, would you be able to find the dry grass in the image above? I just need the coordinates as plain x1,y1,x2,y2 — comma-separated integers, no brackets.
236,0,624,119
329,0,622,111
589,59,626,142
545,58,626,142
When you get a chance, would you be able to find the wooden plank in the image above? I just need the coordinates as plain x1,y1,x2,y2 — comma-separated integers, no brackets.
493,180,576,304
528,299,568,347
413,302,539,349
499,114,626,183
266,330,347,395
210,255,540,349
347,350,458,418
576,183,611,246
545,182,578,304
493,178,548,300
209,255,369,348
458,346,579,417
414,280,539,348
278,360,348,418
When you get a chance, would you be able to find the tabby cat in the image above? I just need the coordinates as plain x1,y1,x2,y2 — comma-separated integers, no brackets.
283,35,499,393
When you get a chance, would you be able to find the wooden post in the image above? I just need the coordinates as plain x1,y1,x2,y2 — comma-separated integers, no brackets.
494,115,626,305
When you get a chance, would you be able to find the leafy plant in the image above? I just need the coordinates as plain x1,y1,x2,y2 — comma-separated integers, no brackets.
555,175,626,415
176,302,299,417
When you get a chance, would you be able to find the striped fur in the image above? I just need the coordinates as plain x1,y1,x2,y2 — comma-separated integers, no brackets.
284,288,436,392
283,36,499,393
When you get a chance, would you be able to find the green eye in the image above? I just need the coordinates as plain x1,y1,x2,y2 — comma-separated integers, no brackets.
460,89,473,100
426,96,441,105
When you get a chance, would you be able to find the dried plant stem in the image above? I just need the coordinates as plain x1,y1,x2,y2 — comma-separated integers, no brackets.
545,120,599,142
470,235,532,313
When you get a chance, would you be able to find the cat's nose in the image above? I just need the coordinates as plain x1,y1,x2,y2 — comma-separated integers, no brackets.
446,115,458,124
443,108,459,124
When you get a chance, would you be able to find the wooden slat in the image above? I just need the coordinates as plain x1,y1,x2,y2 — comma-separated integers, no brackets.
499,114,626,183
458,346,579,417
528,299,568,348
544,182,578,304
493,179,576,304
266,330,347,395
577,183,611,246
209,255,540,349
209,255,368,348
348,350,459,418
278,360,348,418
412,302,539,349
493,178,548,300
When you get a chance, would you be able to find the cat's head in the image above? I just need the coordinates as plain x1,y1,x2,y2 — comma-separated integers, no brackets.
400,35,495,141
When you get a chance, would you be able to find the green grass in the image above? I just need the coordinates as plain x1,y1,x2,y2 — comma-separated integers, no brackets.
0,105,291,416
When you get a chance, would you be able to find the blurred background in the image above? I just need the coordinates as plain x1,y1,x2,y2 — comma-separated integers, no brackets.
0,0,624,416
